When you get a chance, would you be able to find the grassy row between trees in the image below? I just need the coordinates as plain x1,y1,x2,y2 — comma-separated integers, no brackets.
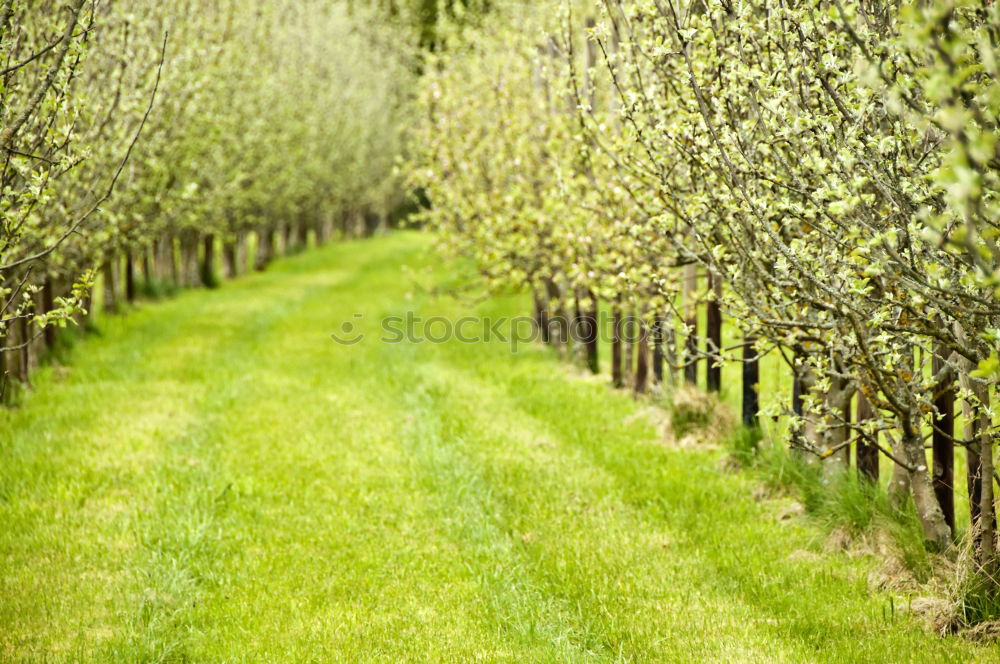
2,232,996,661
406,0,1000,628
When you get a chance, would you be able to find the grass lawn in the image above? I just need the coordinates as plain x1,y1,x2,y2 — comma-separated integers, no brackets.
1,231,995,662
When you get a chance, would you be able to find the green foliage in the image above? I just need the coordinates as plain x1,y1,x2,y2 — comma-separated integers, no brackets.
406,0,999,562
1,0,411,371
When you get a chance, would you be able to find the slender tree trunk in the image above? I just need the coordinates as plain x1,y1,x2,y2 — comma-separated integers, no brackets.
706,271,722,392
856,390,880,481
583,289,598,374
652,313,664,385
534,289,550,344
742,335,759,427
623,308,634,389
163,234,178,287
683,264,698,385
900,416,953,551
181,232,200,286
663,322,677,387
888,457,912,509
818,377,852,473
977,399,995,570
236,231,248,274
364,212,380,237
573,291,585,365
611,297,623,388
201,234,217,288
961,372,996,561
544,278,564,347
932,352,956,534
223,239,238,279
256,226,274,271
125,249,136,303
962,374,996,567
634,316,649,394
791,363,805,450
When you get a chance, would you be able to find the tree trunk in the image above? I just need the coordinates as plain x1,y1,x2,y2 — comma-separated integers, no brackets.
623,308,634,389
256,227,274,271
683,264,698,385
534,289,550,344
156,234,177,287
223,239,238,279
931,352,956,534
978,400,995,571
582,289,598,374
297,220,310,250
236,231,248,274
742,335,759,427
634,316,649,394
200,234,217,288
816,376,852,473
352,212,366,238
663,321,677,387
960,364,997,562
902,423,953,551
180,231,200,286
611,298,623,388
544,278,565,347
573,291,585,365
652,313,664,385
706,271,722,392
791,363,805,450
856,390,880,482
125,249,136,303
364,212,381,237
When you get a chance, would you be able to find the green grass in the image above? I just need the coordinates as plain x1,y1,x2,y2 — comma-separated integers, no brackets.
0,231,995,662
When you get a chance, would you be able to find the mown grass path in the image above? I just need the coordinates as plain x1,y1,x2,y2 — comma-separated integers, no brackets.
1,233,994,662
